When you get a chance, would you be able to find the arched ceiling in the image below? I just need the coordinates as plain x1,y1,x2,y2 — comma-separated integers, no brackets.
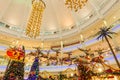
0,0,119,49
0,0,92,33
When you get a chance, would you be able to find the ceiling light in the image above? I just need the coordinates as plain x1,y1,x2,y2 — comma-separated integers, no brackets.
80,34,84,41
26,0,46,38
113,16,116,19
103,19,107,26
65,0,88,12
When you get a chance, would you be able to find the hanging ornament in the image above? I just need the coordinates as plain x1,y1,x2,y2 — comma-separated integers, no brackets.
107,76,114,78
85,56,91,60
26,0,46,38
99,55,104,59
105,68,113,73
65,0,88,12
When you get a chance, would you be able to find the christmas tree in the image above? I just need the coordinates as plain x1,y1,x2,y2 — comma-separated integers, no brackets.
3,61,24,80
3,46,25,80
27,57,39,80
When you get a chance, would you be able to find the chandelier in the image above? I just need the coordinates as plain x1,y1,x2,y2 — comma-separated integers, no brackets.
26,0,46,38
65,0,88,12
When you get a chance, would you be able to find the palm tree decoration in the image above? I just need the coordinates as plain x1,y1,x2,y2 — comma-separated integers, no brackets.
96,27,120,68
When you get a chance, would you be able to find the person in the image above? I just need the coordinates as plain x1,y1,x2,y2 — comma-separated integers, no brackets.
49,76,54,80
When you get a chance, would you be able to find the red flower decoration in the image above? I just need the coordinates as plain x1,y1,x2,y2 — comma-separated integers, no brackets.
108,76,114,78
105,69,113,73
7,49,15,57
6,48,24,61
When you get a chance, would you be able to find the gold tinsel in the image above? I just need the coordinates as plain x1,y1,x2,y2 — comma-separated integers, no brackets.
65,0,88,12
26,0,45,38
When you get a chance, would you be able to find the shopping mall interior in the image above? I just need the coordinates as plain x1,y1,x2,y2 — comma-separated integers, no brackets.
0,0,120,80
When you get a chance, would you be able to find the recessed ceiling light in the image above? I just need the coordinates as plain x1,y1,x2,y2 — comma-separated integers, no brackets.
113,16,116,19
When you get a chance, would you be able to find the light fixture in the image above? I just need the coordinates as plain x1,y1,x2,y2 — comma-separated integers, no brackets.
26,0,46,38
113,16,116,19
65,0,88,12
103,19,107,26
97,68,103,73
71,73,74,77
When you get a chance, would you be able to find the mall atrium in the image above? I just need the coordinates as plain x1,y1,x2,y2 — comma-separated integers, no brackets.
0,0,120,80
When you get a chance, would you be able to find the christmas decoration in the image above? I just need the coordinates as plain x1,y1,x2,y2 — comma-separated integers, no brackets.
97,27,120,68
6,47,24,61
105,69,113,73
65,0,88,12
3,46,25,80
3,60,25,80
58,72,66,80
26,0,46,38
27,57,40,80
77,63,94,80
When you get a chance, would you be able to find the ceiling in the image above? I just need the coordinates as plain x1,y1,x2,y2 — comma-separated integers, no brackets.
0,0,119,50
0,0,119,49
0,0,116,38
0,0,92,34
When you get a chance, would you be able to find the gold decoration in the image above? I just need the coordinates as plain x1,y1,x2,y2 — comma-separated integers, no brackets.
65,0,88,12
26,0,46,38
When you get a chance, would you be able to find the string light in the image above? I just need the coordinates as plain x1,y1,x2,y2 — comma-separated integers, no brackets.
26,0,46,38
65,0,88,12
